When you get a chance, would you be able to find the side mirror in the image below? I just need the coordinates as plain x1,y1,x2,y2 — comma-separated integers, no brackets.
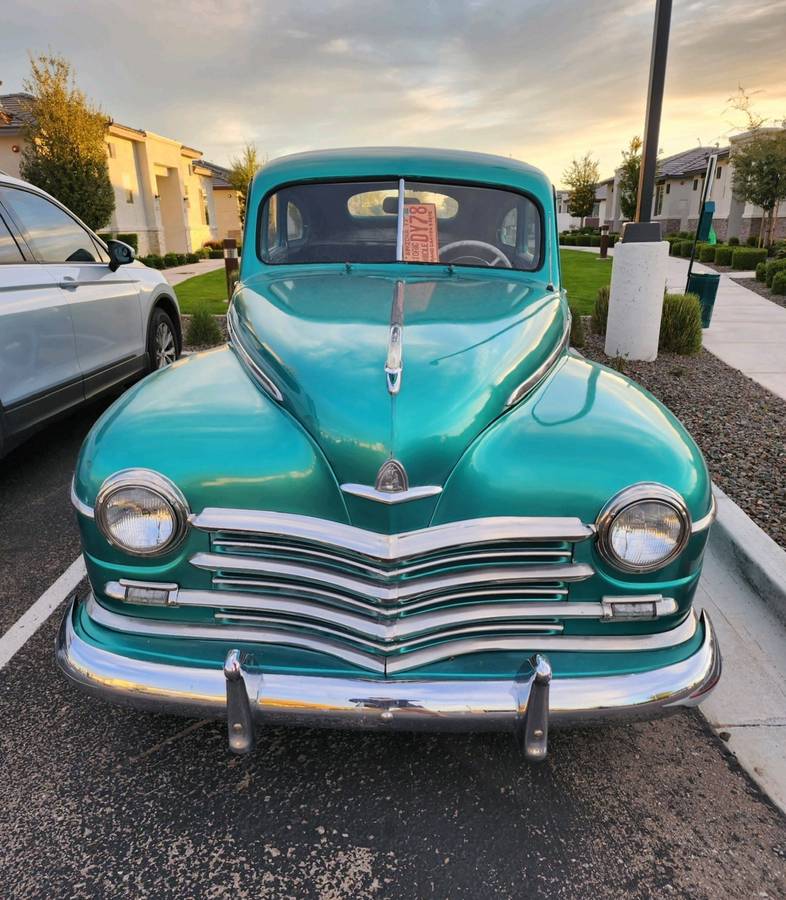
106,239,135,271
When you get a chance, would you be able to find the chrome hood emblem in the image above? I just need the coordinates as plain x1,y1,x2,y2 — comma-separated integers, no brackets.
375,458,409,493
341,458,442,505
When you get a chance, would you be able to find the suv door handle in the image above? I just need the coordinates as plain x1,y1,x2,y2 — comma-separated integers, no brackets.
59,277,78,289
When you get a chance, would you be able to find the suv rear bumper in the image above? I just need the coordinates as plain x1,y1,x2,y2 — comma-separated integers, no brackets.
56,594,721,734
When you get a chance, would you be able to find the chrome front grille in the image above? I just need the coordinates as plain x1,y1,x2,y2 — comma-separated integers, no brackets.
179,511,597,673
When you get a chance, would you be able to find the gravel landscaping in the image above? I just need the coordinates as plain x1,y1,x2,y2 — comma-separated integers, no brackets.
734,277,786,310
582,327,786,550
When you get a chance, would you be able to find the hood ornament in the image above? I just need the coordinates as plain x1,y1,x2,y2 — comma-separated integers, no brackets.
385,281,405,395
375,458,409,493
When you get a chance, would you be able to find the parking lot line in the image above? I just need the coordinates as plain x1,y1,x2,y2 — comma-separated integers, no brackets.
0,555,85,670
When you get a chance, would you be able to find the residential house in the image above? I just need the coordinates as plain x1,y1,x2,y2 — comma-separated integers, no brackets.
199,160,243,243
0,92,234,255
558,129,785,241
599,130,785,240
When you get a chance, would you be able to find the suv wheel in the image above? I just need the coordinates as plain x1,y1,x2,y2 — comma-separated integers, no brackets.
148,308,178,371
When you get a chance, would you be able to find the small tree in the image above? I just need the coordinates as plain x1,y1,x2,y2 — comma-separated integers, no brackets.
617,136,642,221
562,153,599,226
727,87,786,247
228,143,263,225
19,53,114,231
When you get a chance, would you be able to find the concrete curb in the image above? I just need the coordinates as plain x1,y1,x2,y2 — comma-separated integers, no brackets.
710,483,786,627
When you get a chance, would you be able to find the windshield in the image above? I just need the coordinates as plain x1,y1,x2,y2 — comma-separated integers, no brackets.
258,179,542,271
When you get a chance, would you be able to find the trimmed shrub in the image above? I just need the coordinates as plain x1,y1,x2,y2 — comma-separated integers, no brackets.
772,271,786,295
669,239,682,256
203,239,224,250
569,305,584,348
591,285,609,336
731,247,768,270
699,245,716,263
186,252,199,264
608,233,619,246
561,234,576,246
728,236,740,246
746,235,758,247
185,307,223,347
589,235,601,247
209,249,224,259
574,234,591,246
141,254,164,269
765,258,786,287
679,240,694,257
755,261,767,282
714,245,733,266
659,293,702,355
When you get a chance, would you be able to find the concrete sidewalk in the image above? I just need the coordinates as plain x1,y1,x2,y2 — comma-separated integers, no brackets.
699,485,786,814
163,258,225,286
562,244,786,401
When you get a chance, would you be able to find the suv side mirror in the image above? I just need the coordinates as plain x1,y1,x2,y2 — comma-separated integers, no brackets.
106,239,135,271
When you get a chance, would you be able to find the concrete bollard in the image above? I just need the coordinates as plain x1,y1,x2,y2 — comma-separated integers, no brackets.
223,239,239,303
604,240,669,361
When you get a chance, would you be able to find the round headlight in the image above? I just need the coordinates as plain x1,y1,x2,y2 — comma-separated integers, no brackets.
95,470,189,556
597,484,690,573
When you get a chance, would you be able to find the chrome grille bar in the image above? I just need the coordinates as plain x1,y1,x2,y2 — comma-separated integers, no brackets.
87,596,699,676
191,552,593,602
210,539,571,577
190,510,595,559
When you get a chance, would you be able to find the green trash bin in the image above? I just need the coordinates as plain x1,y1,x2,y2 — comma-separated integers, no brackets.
686,272,721,328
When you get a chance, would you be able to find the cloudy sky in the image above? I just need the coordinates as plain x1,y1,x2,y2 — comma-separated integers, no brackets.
2,0,785,184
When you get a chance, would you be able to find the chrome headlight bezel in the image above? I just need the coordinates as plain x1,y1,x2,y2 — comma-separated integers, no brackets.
596,483,691,574
94,469,190,556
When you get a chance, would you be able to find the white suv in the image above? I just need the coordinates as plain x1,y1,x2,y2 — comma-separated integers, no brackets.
0,173,182,458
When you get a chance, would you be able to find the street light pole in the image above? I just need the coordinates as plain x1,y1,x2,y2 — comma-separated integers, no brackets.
630,0,672,234
605,0,673,361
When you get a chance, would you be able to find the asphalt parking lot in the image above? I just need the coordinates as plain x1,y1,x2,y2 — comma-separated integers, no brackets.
1,406,785,899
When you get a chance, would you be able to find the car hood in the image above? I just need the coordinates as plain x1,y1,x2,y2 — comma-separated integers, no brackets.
230,267,567,513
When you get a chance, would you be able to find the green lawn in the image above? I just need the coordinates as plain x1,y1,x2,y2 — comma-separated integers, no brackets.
174,268,228,314
174,251,611,317
560,249,612,314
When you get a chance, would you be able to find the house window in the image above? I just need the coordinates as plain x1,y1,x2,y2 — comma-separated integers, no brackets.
201,189,210,226
107,142,116,159
121,173,133,204
655,183,665,216
666,183,671,194
692,179,698,191
716,166,723,179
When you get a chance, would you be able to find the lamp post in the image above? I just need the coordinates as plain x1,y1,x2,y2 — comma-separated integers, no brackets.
604,0,673,362
633,0,673,235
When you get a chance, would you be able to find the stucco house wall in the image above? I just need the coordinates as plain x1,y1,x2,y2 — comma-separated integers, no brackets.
0,92,220,256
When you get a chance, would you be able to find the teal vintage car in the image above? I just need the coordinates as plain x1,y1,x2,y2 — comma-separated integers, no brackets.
59,148,720,760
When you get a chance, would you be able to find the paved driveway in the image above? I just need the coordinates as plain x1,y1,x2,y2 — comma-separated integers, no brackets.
1,409,785,898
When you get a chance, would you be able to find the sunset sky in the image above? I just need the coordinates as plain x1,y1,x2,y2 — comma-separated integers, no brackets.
2,0,785,185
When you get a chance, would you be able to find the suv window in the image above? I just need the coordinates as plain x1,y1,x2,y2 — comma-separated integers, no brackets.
0,188,100,263
0,214,24,263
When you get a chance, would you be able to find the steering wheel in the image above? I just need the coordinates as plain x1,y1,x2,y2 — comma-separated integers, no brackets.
439,240,512,268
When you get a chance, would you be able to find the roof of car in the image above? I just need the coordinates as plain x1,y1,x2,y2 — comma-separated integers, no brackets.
250,147,554,208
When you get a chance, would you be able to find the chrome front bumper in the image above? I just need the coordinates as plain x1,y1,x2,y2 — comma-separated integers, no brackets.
56,597,721,748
